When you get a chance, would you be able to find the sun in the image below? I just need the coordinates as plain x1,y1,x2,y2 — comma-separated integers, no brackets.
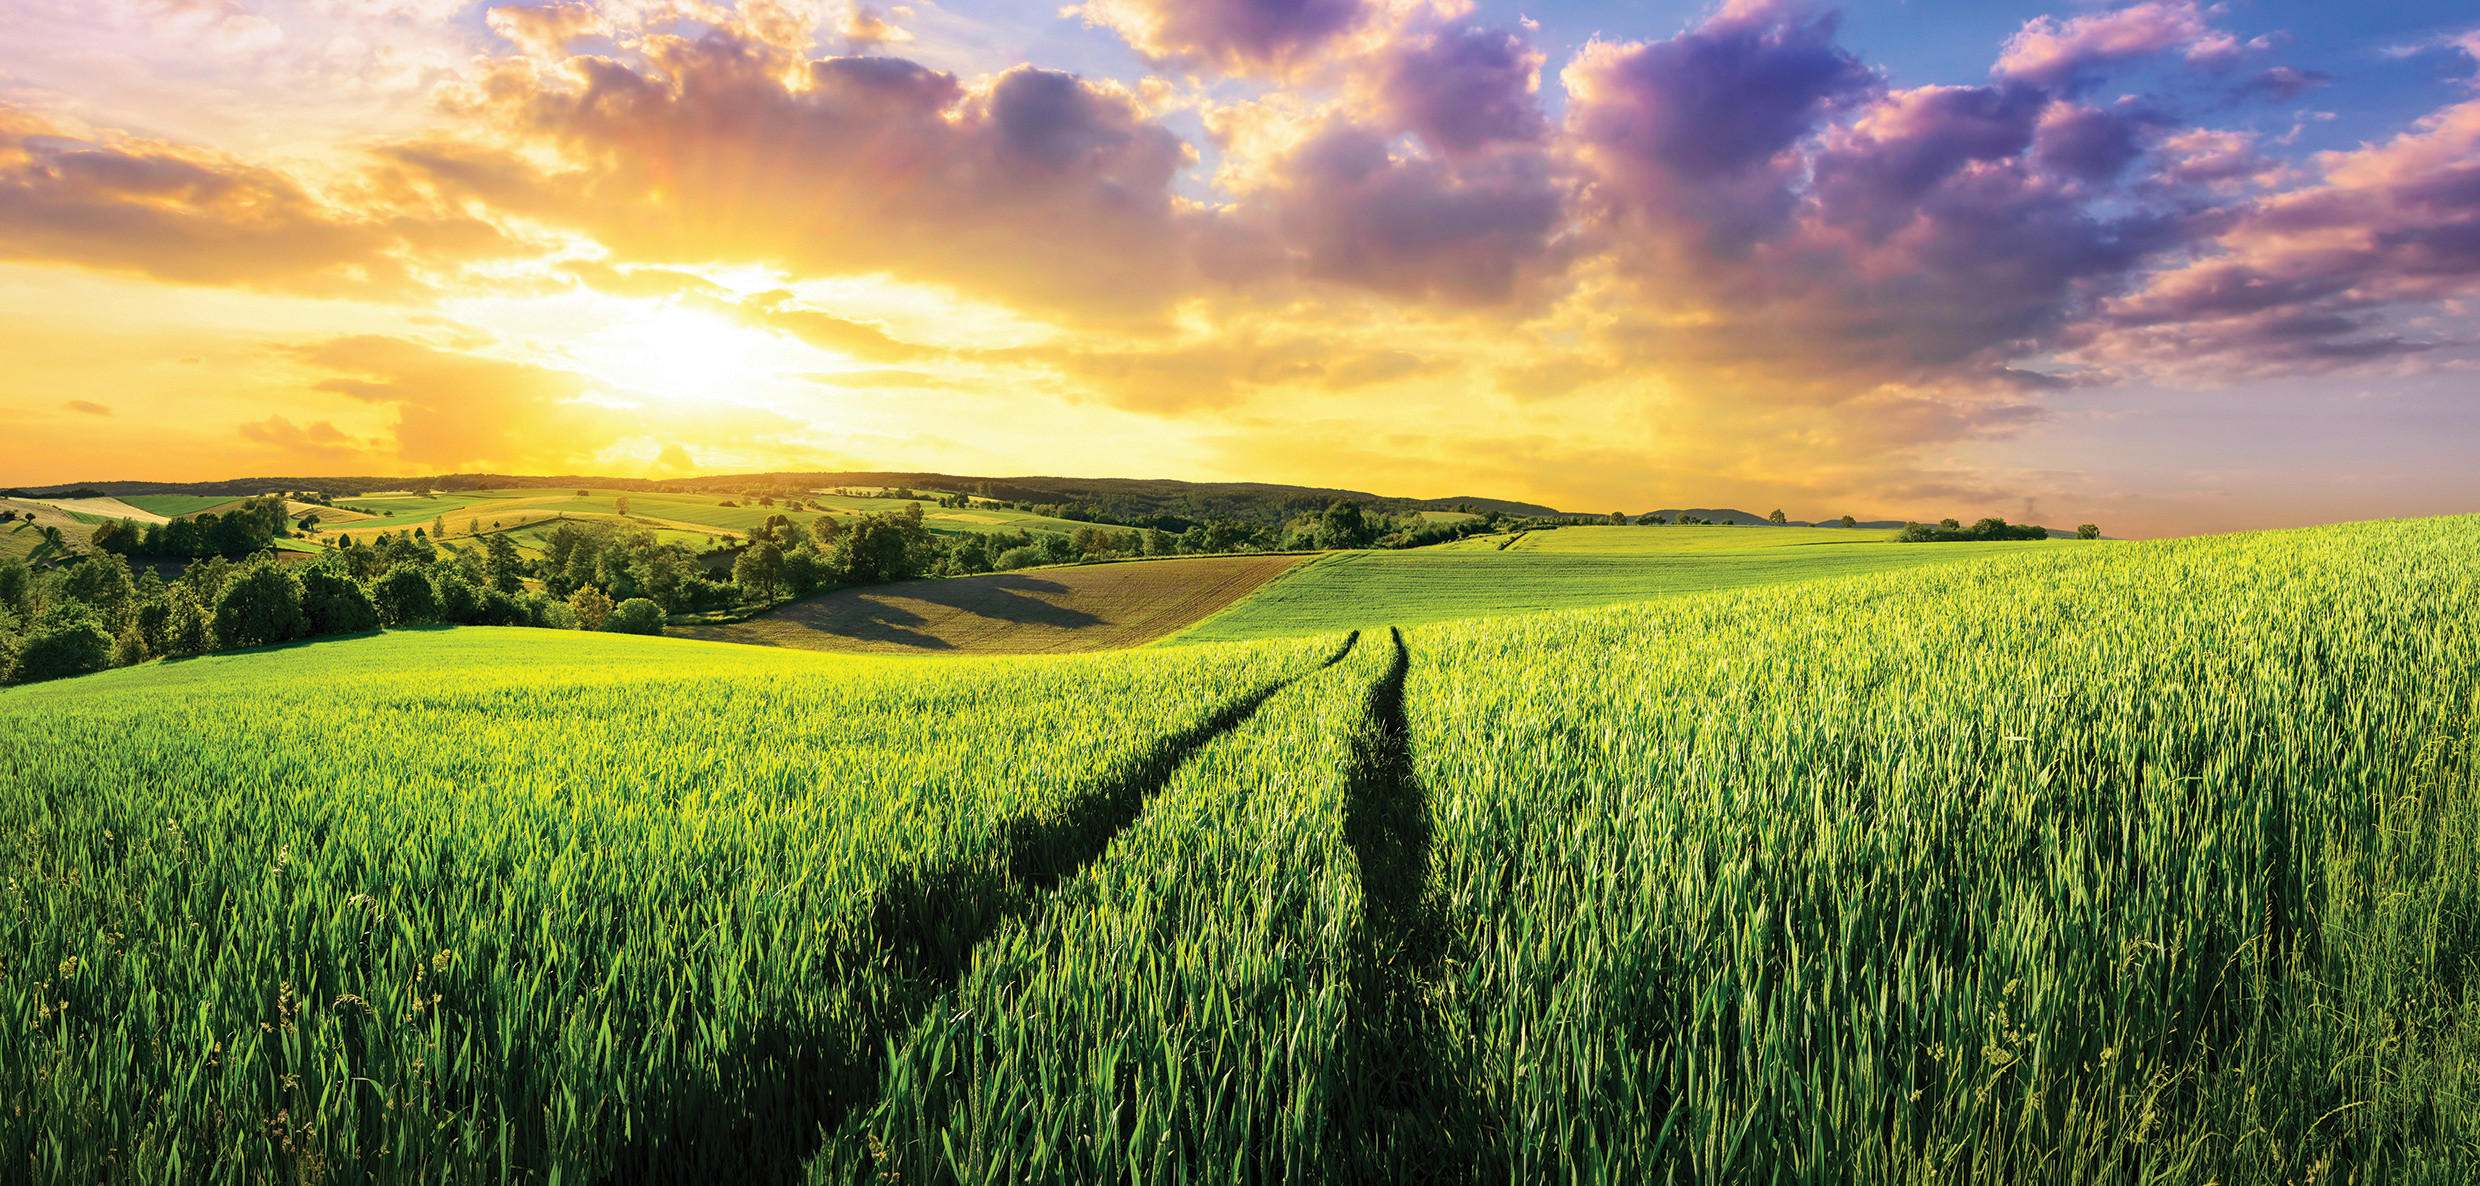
586,305,783,406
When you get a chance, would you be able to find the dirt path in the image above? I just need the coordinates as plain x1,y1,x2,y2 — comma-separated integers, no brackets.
675,553,1310,654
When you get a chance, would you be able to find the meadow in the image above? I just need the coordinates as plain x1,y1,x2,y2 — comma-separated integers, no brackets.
2,517,2474,1182
1172,526,2078,642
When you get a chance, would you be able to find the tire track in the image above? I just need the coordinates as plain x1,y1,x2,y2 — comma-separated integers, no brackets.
599,630,1362,1185
1339,627,1491,1181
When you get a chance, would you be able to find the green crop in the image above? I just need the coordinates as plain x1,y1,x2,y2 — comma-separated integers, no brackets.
4,517,2476,1184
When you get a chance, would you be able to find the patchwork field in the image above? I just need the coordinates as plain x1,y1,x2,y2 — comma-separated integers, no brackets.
677,553,1308,654
4,518,2473,1183
1174,526,2082,641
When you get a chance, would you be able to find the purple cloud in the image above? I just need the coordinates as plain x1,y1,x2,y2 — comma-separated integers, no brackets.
1995,1,2242,90
1379,24,1546,156
1070,0,1367,75
1566,0,1872,252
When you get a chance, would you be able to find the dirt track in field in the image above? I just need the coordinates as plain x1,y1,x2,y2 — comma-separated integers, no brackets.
674,554,1310,655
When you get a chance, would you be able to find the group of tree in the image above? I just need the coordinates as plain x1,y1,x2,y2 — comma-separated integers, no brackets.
1895,517,2074,543
0,540,670,686
89,497,290,558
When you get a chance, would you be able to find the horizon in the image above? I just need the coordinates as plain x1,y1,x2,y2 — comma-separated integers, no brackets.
5,0,2480,537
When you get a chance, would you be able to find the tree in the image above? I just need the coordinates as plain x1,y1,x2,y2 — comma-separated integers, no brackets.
1316,500,1370,550
299,565,380,635
372,565,441,627
1940,518,1961,530
212,561,308,649
1638,513,1666,525
2077,523,2102,540
734,539,788,601
615,496,632,518
1606,511,1628,525
1768,509,1788,525
604,598,665,635
0,557,31,618
165,597,211,656
14,605,114,683
1839,515,1858,528
567,585,613,632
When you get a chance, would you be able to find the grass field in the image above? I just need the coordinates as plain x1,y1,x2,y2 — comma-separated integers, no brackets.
677,554,1308,654
1173,528,2082,641
3,518,2474,1182
116,495,247,518
1436,523,1895,551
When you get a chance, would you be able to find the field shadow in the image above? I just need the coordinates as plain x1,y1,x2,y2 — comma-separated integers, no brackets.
596,630,1362,1185
1337,627,1494,1179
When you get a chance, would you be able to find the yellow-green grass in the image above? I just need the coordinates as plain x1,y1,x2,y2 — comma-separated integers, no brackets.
8,519,2475,1184
1171,534,2087,641
117,495,238,518
1435,523,1897,551
0,626,1342,1182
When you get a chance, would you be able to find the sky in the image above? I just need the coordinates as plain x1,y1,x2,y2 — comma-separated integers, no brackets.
1,0,2477,536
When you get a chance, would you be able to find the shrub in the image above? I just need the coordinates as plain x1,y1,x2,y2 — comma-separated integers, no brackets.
568,586,613,632
299,567,379,636
436,573,484,624
372,565,440,626
16,606,114,683
212,562,308,650
996,545,1044,571
603,598,665,635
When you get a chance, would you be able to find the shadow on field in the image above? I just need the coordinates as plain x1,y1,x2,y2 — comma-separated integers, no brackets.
1338,627,1495,1179
598,630,1362,1186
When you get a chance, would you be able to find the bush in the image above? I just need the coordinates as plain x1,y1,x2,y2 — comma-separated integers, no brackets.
522,592,578,630
568,586,613,632
436,573,484,624
299,567,379,636
603,598,665,635
16,606,114,683
372,565,440,626
995,545,1043,570
212,562,308,649
165,597,211,657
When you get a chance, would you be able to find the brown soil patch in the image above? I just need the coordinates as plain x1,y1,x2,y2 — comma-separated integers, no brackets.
675,554,1309,655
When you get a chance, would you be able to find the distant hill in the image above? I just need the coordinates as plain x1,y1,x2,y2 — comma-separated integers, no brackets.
5,471,1565,531
3,474,2077,537
1644,508,2079,538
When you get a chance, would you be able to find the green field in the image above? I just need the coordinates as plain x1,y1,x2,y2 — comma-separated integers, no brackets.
3,519,2474,1182
116,495,252,518
1438,523,1895,551
1174,527,2082,641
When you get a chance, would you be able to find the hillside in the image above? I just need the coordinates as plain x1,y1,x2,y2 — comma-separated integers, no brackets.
1173,525,2092,641
676,553,1307,654
3,519,2472,1182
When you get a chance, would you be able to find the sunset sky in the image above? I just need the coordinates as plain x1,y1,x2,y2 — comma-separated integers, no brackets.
2,0,2476,535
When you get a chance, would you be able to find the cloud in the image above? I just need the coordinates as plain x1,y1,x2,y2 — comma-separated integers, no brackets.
751,295,944,363
839,4,914,50
1994,1,2242,90
0,106,505,296
1251,118,1568,305
238,414,358,458
484,3,610,58
1378,23,1546,156
2077,96,2480,377
804,368,953,388
1565,1,1873,255
62,399,113,416
654,442,696,471
1068,0,1370,76
399,34,1202,323
294,334,627,468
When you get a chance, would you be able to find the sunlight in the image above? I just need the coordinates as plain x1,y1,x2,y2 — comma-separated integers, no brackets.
585,305,781,406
